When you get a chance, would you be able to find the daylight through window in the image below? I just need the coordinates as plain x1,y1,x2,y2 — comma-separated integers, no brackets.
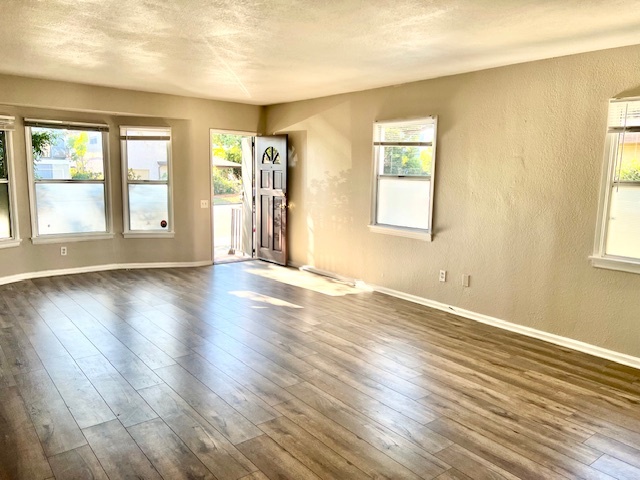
592,98,640,273
26,120,110,240
370,117,437,239
121,127,173,235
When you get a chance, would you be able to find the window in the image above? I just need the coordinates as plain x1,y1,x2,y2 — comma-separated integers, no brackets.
592,98,640,273
369,117,437,240
0,116,19,248
25,119,111,243
121,127,173,237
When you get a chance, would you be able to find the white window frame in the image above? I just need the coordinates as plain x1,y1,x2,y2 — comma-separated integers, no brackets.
369,117,437,241
120,126,174,238
25,119,113,244
0,116,21,249
591,98,640,274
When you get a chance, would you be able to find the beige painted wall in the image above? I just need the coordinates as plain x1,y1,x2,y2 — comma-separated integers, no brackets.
265,45,640,358
0,75,262,277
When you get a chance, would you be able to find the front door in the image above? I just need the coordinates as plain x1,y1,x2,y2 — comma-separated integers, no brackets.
255,135,288,265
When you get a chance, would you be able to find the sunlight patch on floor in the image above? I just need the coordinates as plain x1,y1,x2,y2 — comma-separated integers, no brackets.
241,263,366,296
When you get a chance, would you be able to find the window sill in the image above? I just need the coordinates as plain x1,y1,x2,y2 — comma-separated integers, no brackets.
0,238,22,249
123,231,175,239
368,224,432,241
31,233,115,245
590,255,640,274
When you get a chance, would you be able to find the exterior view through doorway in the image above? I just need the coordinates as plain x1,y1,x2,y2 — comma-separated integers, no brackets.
211,131,254,264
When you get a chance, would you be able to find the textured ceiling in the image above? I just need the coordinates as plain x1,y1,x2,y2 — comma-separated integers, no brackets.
1,1,640,105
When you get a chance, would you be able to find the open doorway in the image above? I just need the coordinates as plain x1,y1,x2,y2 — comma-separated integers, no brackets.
211,131,254,264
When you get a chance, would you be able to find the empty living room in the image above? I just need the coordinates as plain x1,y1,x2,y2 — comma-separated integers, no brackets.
1,1,640,479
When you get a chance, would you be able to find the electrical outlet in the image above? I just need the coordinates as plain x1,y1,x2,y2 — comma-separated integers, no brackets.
439,270,446,282
462,274,470,287
60,246,67,256
200,200,209,209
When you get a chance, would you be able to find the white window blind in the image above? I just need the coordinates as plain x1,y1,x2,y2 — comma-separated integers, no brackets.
0,115,15,131
607,99,640,132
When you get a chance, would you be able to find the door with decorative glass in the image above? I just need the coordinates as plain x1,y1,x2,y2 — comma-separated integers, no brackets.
255,135,288,265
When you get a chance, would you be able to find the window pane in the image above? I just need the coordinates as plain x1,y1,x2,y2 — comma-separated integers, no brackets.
35,183,106,235
377,178,430,230
377,123,434,143
0,131,6,179
128,184,169,231
381,146,432,176
31,128,104,180
0,183,11,239
126,140,169,181
616,132,640,182
606,184,640,259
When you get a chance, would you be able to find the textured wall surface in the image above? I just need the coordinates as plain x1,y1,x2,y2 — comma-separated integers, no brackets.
266,45,640,358
0,75,262,277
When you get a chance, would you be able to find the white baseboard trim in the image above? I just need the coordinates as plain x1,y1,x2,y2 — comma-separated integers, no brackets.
370,283,640,370
289,263,640,369
0,260,213,287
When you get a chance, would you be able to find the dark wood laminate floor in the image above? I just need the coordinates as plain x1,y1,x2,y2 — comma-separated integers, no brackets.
1,261,639,480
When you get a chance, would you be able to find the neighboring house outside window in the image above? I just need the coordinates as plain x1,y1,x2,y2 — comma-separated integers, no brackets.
369,117,438,241
0,116,20,248
592,98,640,274
120,126,173,237
25,119,112,243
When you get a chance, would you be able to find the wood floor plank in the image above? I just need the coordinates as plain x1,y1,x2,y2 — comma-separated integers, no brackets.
62,305,163,390
0,343,16,388
15,369,87,457
1,307,69,362
585,433,640,469
0,326,44,375
176,353,281,424
275,397,426,480
418,386,602,465
128,417,216,480
309,327,423,379
138,383,257,480
155,363,264,444
302,352,436,425
121,314,193,359
1,263,639,480
436,469,474,480
48,445,109,480
194,342,296,406
420,395,612,479
40,354,115,429
307,339,430,399
199,331,304,386
258,415,371,480
300,367,448,453
236,434,322,480
286,381,450,477
0,387,53,480
435,444,520,480
75,354,158,427
592,455,640,479
83,419,162,480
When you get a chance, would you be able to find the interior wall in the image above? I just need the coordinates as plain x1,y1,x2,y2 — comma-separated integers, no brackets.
0,75,262,278
265,44,640,358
